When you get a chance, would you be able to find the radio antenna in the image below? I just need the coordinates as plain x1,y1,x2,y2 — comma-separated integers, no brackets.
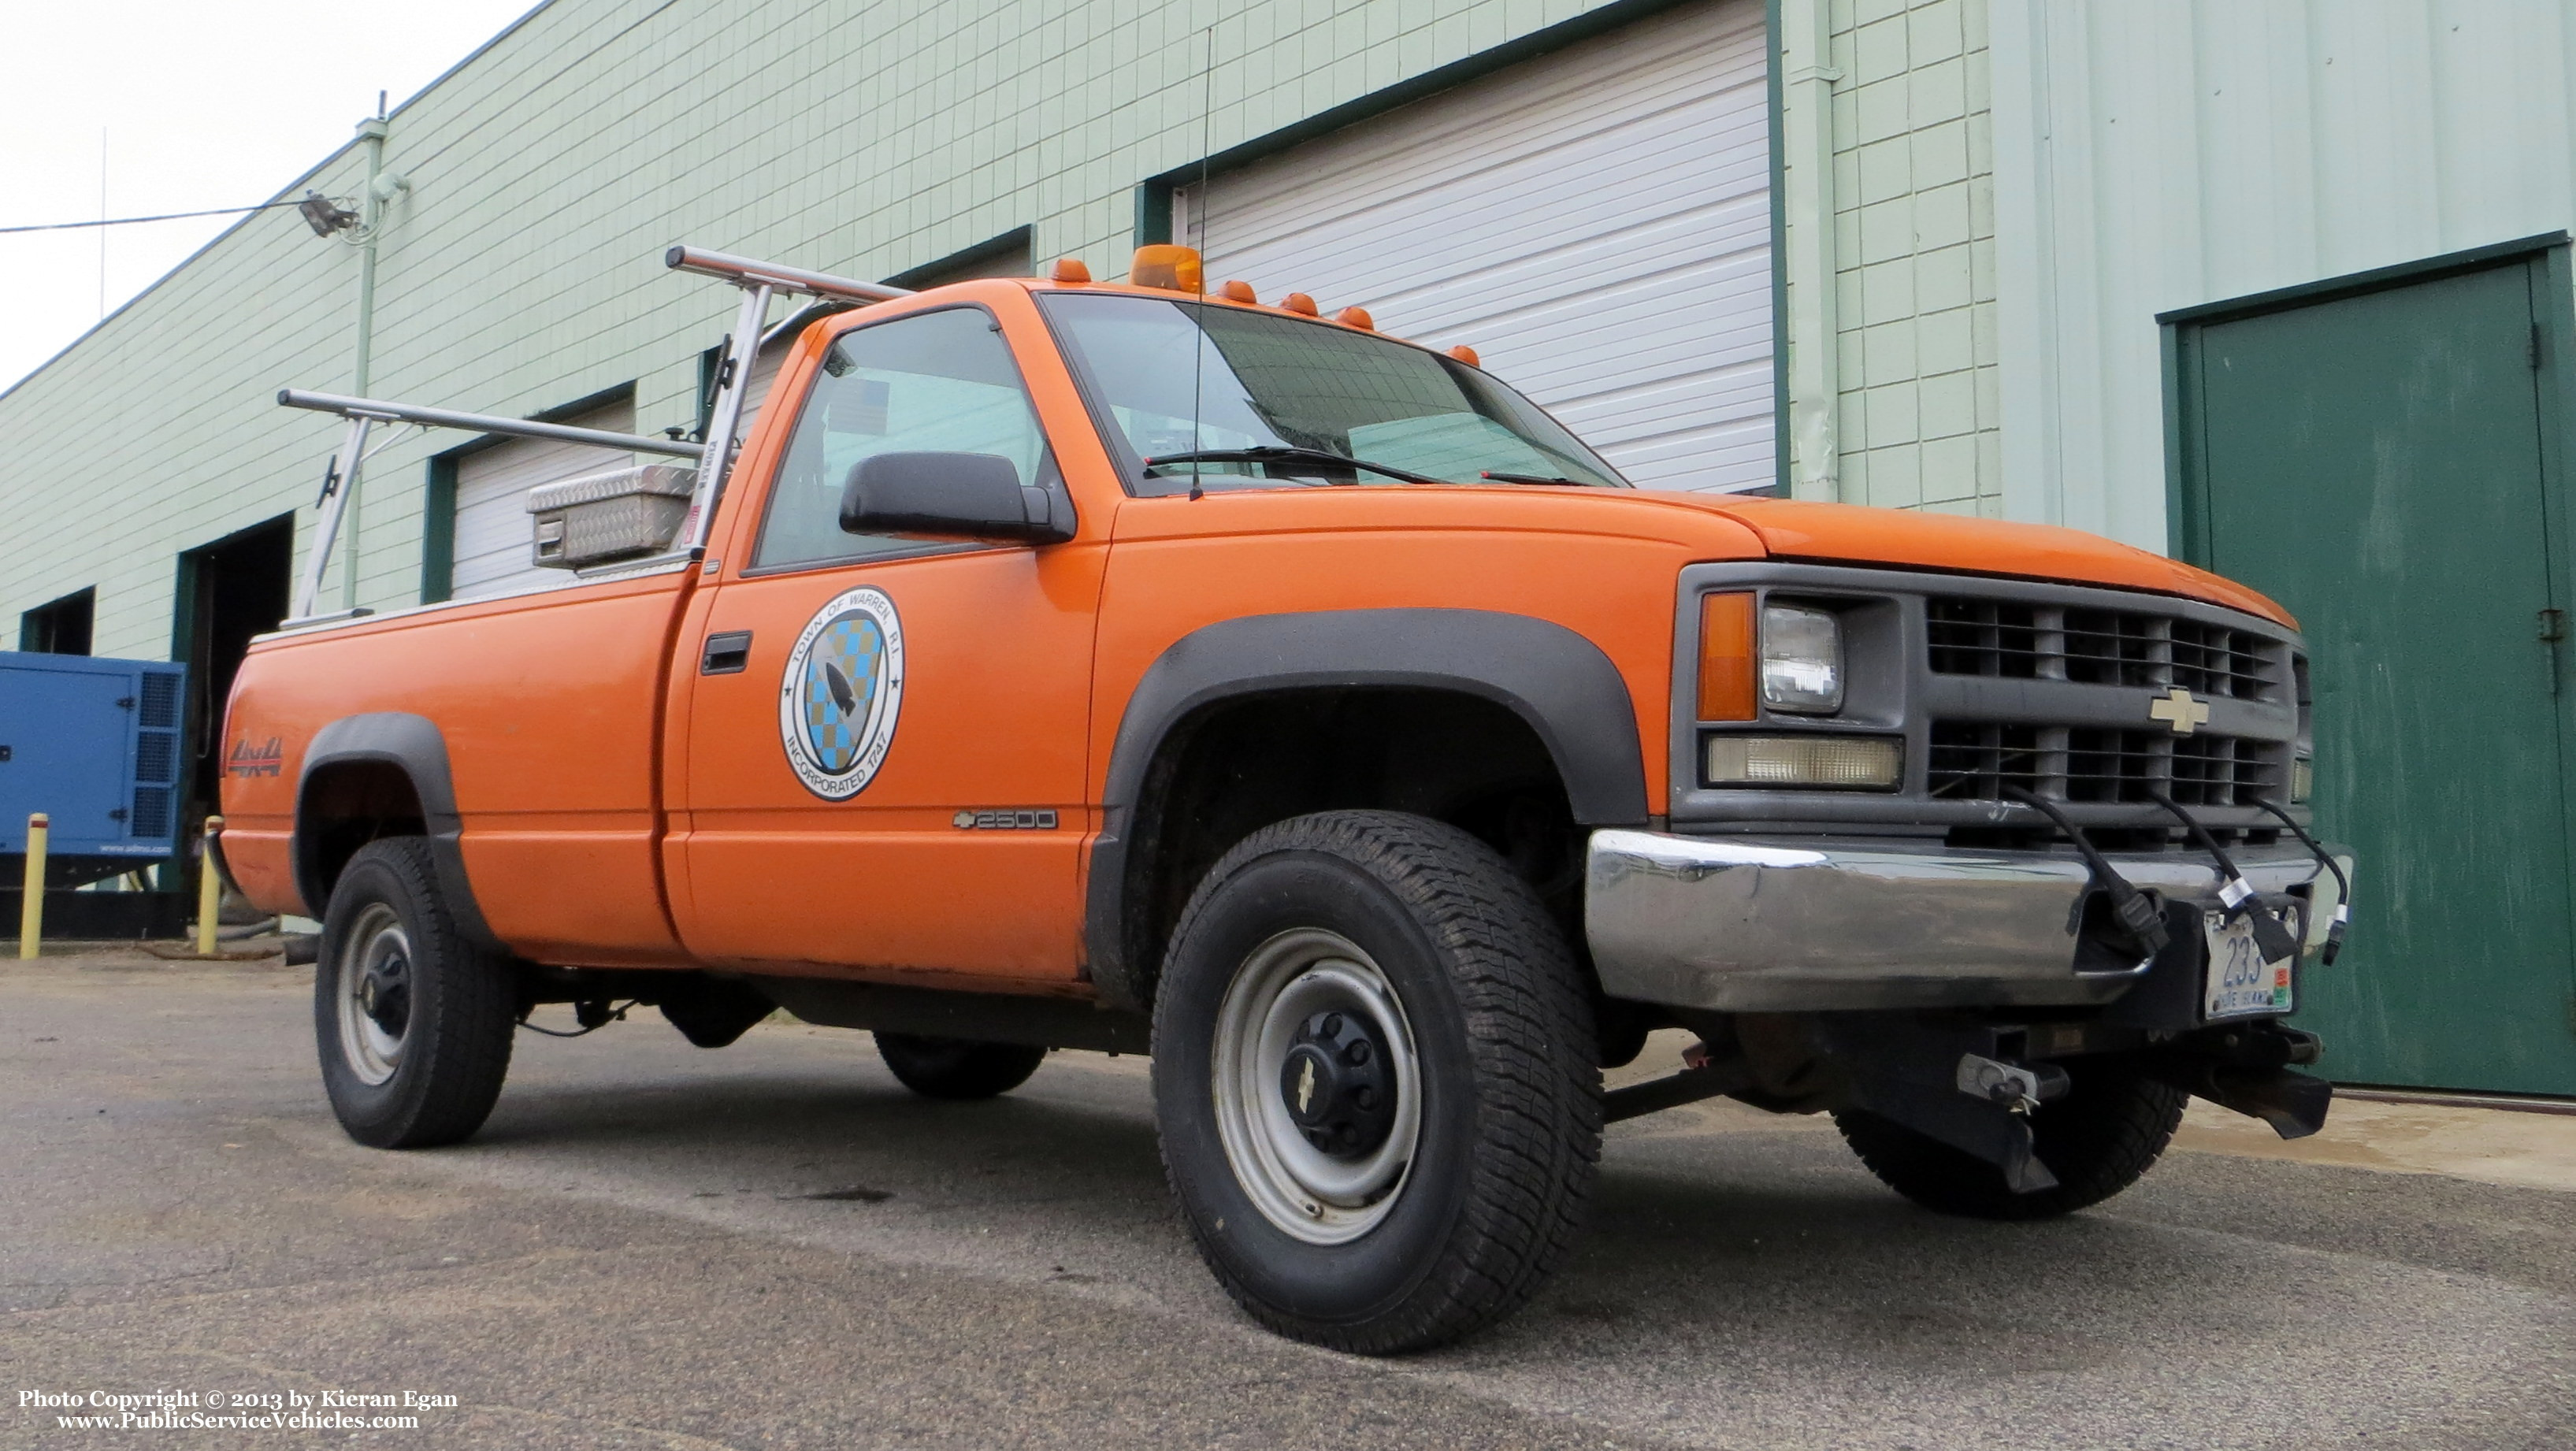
1186,25,1215,501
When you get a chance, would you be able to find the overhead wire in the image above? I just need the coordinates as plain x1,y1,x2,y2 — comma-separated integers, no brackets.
0,200,312,235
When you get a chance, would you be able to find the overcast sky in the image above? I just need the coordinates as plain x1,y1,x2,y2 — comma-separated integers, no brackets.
0,0,541,392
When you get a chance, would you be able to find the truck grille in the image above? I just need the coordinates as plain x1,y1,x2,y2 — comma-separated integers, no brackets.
1928,722,2290,807
1927,598,2281,701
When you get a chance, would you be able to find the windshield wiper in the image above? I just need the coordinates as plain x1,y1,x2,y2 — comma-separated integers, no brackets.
1144,446,1449,488
1479,469,1587,486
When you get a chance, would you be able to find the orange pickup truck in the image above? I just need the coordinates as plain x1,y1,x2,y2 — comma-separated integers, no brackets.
222,243,2351,1353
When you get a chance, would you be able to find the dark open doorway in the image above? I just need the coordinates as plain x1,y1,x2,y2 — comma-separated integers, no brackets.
172,515,294,833
18,587,95,655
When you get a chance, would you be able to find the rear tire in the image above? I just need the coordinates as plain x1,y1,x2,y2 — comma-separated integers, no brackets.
314,837,516,1149
1151,810,1601,1354
873,1033,1045,1100
1834,1056,2185,1219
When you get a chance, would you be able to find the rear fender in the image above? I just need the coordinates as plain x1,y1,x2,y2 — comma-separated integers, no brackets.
294,712,503,953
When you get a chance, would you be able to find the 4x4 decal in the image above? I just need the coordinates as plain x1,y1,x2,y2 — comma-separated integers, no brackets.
226,736,284,778
778,586,904,800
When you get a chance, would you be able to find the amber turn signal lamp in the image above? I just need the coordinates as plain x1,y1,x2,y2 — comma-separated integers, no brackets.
1446,344,1480,367
1130,244,1204,293
1698,592,1758,722
1281,291,1319,316
1050,257,1092,284
1219,279,1256,303
1336,306,1375,330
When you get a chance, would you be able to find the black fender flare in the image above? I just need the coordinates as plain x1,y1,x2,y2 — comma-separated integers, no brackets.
1083,608,1651,1010
294,712,503,954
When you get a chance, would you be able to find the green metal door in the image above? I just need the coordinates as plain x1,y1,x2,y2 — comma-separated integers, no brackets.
2178,255,2576,1095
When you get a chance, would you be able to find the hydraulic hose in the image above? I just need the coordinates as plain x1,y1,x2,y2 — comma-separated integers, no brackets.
2248,798,2351,965
2144,789,2302,964
1998,785,2170,957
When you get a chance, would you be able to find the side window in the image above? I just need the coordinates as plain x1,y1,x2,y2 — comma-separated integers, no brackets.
752,306,1045,570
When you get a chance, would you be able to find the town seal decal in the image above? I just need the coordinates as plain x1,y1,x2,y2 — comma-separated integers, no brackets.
778,587,904,800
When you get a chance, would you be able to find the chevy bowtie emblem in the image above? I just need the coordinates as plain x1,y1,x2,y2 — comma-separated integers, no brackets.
2147,686,2210,735
1296,1058,1316,1115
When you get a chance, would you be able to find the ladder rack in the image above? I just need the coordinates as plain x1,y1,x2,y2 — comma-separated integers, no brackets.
279,244,913,625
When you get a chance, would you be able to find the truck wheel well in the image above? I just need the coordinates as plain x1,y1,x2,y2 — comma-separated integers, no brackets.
1123,687,1587,1006
297,760,427,911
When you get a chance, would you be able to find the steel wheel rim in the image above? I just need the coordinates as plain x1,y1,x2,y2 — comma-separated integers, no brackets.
335,903,410,1086
1211,927,1423,1245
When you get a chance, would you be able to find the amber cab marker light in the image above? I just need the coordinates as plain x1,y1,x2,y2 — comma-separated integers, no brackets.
1130,244,1204,293
1050,258,1092,284
1337,306,1376,330
1698,592,1758,722
1447,344,1480,367
1219,279,1257,303
1281,291,1319,316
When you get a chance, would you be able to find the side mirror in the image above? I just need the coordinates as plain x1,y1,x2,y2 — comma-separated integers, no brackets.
837,451,1072,544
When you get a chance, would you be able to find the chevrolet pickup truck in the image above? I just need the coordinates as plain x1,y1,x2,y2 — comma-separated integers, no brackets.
221,243,2352,1353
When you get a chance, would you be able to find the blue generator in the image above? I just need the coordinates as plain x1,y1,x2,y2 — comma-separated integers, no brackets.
1,651,190,885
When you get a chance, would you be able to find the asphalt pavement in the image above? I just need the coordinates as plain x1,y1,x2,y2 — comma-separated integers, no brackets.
2,948,2570,1449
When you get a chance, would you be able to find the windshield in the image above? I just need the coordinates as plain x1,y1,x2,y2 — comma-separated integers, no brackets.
1038,292,1628,495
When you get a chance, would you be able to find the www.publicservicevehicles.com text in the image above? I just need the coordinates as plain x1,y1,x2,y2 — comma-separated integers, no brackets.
23,1387,458,1431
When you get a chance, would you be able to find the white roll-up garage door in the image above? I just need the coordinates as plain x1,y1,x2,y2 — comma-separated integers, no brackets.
449,398,636,599
1177,0,1772,492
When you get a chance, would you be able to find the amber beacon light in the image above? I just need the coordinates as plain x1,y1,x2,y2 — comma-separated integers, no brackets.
1130,245,1204,293
1697,592,1758,722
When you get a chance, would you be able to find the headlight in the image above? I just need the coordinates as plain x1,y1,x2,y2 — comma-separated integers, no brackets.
1759,603,1843,714
2291,755,2313,803
1705,734,1901,789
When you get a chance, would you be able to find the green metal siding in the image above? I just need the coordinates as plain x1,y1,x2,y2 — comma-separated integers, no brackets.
0,0,1648,659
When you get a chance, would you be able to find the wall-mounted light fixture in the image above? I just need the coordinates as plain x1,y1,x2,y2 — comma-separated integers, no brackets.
297,191,359,238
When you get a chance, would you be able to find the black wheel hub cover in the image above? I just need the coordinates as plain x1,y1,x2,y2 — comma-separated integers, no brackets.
358,957,410,1037
1279,1010,1395,1156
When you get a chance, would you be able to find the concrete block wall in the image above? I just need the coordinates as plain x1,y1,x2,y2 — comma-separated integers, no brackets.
0,0,1637,660
1828,0,1999,516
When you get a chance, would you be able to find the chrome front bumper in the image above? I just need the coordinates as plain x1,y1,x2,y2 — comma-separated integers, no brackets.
1584,829,2349,1013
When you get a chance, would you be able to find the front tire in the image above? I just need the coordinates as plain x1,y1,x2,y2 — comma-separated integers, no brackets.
1152,811,1601,1354
872,1033,1045,1100
314,837,517,1149
1834,1056,2186,1219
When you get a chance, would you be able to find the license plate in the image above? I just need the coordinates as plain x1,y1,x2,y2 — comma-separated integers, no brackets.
2203,909,2294,1019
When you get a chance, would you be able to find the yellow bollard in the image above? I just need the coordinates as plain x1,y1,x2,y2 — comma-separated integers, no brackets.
194,816,227,957
18,813,47,959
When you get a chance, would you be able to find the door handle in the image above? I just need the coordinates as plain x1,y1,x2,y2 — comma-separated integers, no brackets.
701,631,753,675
